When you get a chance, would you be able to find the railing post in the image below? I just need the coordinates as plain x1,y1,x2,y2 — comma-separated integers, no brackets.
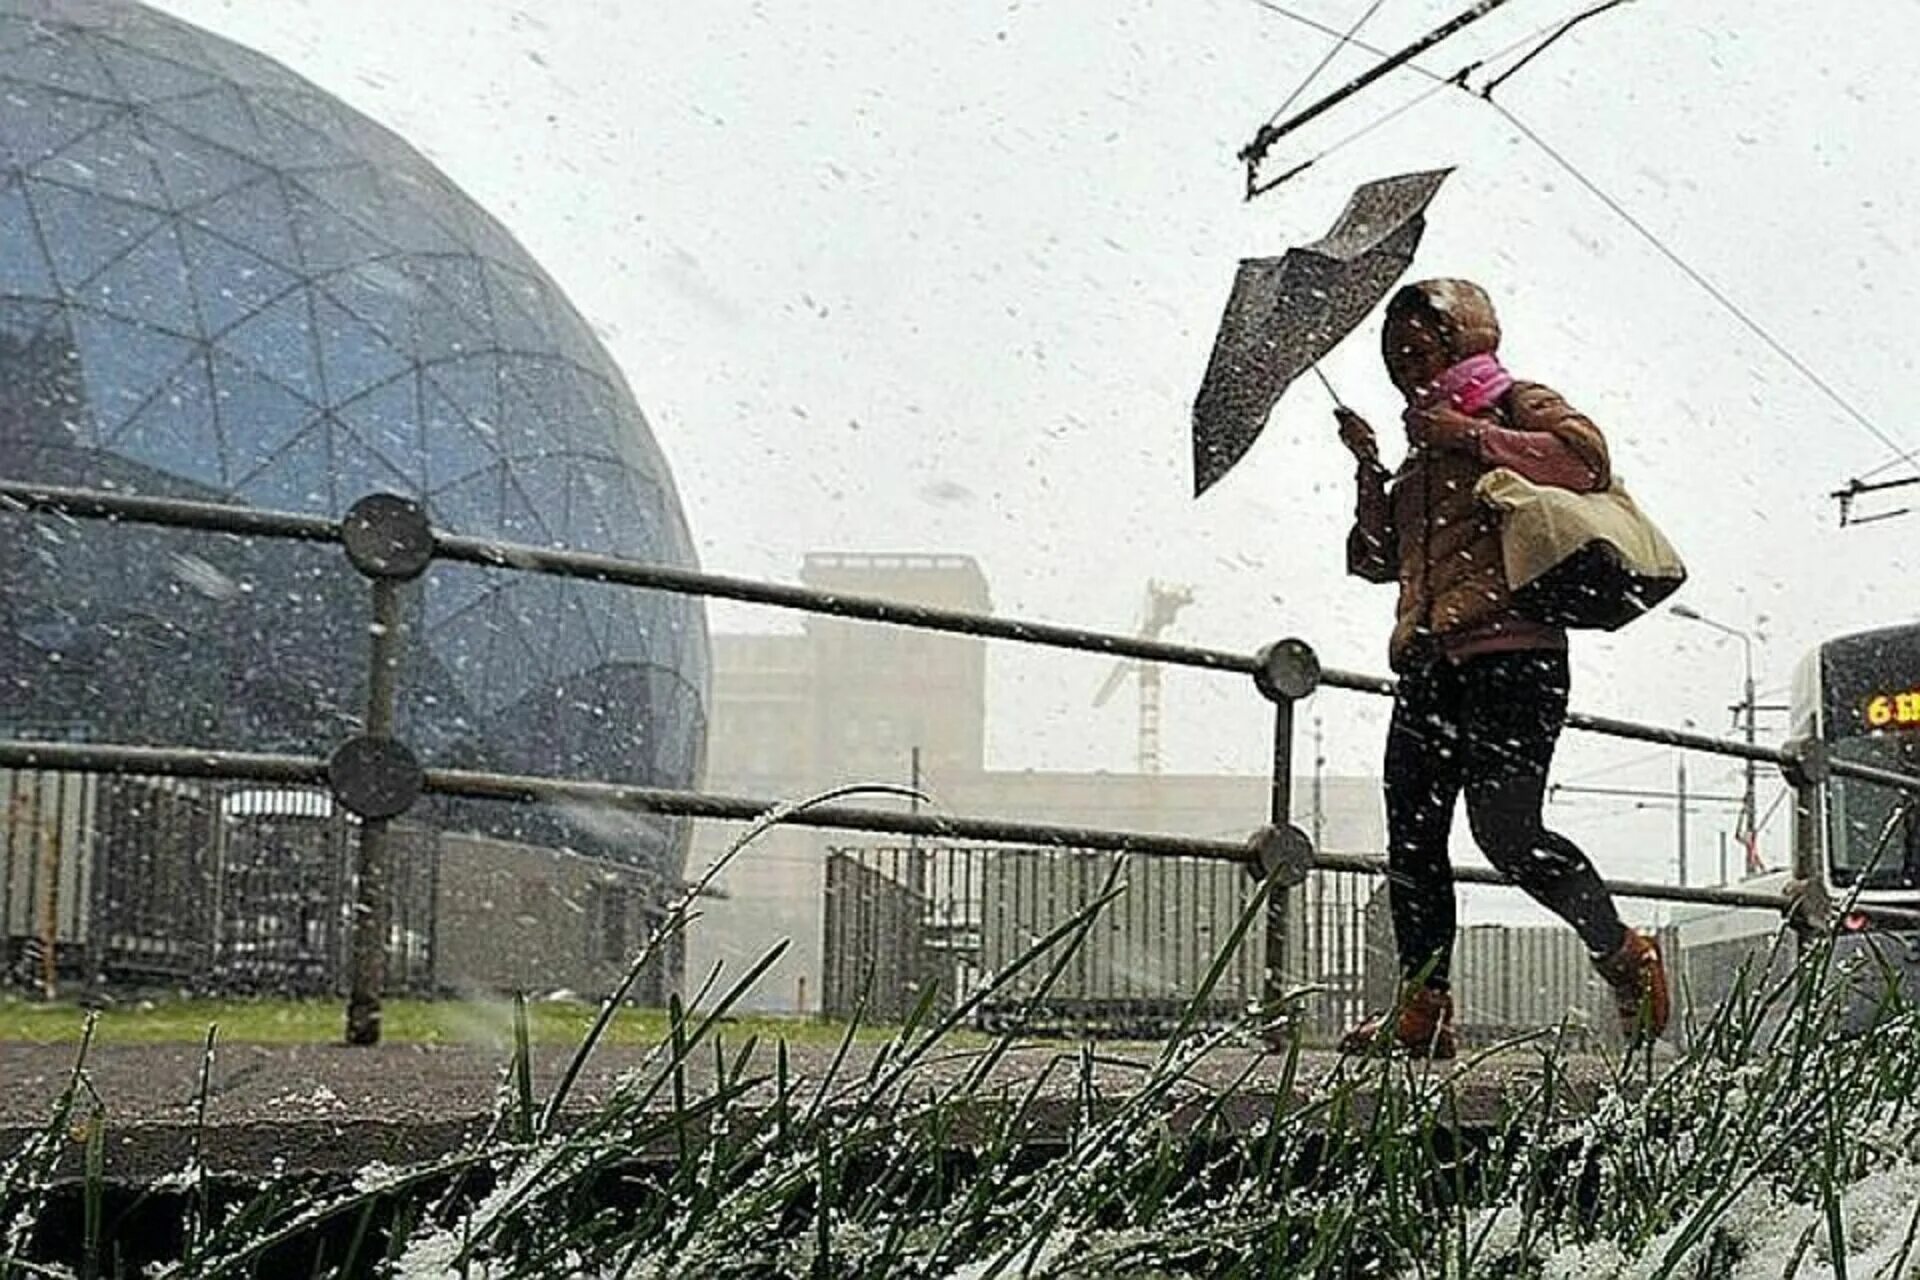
334,495,433,1047
84,775,107,996
1249,639,1321,1031
1779,737,1834,938
345,579,401,1043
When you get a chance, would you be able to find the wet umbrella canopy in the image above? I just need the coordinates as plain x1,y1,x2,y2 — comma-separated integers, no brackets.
1191,169,1451,496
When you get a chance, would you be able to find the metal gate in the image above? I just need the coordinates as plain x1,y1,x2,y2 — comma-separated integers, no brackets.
93,775,217,985
1284,870,1376,1042
214,789,437,994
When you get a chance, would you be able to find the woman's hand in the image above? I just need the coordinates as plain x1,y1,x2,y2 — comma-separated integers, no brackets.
1403,405,1482,454
1335,407,1379,466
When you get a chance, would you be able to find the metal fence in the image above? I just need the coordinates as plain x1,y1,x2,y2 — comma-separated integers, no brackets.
0,764,683,1002
2,768,436,995
6,479,1920,1042
1285,869,1376,1042
823,845,1264,1035
820,852,1632,1045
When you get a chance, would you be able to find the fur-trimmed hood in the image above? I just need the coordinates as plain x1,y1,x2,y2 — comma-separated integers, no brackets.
1391,278,1501,363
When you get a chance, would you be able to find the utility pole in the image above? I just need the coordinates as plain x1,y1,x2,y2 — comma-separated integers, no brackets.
1311,718,1326,851
1676,755,1689,888
1671,604,1762,876
1740,659,1759,876
909,746,921,844
909,745,924,897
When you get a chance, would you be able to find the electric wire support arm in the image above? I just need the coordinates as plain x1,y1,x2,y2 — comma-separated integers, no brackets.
1239,0,1513,200
1833,472,1920,527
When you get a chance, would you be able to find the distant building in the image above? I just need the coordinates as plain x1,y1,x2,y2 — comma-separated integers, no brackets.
685,553,1385,1015
710,553,990,789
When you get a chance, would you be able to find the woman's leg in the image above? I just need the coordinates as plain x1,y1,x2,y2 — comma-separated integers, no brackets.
1461,652,1629,957
1384,661,1467,988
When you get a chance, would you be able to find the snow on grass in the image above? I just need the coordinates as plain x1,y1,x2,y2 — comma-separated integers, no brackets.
8,895,1920,1276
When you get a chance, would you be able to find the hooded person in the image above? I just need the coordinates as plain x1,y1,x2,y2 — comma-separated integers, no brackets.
1335,279,1668,1057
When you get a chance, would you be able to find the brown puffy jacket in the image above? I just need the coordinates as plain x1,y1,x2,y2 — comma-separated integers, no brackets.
1348,382,1610,671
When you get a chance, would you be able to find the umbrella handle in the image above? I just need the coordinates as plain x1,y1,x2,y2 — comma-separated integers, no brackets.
1310,364,1345,408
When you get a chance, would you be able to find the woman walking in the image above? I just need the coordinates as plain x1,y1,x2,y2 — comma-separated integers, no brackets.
1336,278,1668,1057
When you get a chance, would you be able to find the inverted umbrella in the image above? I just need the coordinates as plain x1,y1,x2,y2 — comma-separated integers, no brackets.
1191,168,1451,497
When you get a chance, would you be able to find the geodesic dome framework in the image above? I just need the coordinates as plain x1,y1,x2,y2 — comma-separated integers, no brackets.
0,0,709,872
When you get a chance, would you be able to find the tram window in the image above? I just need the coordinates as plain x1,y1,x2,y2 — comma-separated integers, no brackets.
1828,735,1920,888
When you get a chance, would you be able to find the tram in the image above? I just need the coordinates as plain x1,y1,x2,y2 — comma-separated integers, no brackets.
1674,622,1920,1025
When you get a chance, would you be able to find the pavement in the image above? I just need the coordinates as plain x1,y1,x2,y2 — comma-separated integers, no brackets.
0,1034,1649,1184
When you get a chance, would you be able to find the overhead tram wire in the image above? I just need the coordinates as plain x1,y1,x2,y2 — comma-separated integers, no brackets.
1261,0,1396,129
1852,451,1920,484
1244,0,1399,196
1239,0,1516,198
1239,0,1920,505
1483,97,1920,489
1557,745,1681,786
1240,4,1629,195
1241,0,1647,94
1474,0,1637,99
1238,0,1628,113
1242,0,1393,48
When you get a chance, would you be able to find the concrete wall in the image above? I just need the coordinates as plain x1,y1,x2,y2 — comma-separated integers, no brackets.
682,823,823,1012
434,831,659,999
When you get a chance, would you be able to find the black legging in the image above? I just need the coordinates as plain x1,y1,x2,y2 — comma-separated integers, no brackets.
1384,650,1627,989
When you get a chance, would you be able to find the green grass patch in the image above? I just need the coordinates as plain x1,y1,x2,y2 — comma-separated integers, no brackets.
0,995,899,1048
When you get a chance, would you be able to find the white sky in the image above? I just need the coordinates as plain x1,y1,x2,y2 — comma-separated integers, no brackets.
150,0,1920,904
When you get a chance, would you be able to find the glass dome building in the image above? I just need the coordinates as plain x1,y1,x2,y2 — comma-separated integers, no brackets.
0,0,710,878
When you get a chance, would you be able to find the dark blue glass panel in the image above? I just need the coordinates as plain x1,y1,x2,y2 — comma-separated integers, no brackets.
31,117,168,206
0,180,58,296
187,176,300,266
81,221,197,330
93,40,226,103
67,309,196,433
148,84,269,157
237,423,330,512
146,122,273,216
209,352,320,485
221,287,323,399
310,292,411,402
418,372,500,491
111,355,222,485
331,428,417,506
178,221,300,334
335,371,426,487
29,180,166,288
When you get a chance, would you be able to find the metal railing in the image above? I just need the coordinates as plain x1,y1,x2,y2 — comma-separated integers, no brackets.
5,479,1919,1041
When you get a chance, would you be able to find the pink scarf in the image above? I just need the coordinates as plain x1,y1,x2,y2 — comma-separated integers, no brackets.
1424,352,1514,415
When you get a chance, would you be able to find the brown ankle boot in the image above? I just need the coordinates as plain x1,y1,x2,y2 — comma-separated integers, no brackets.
1340,986,1457,1059
1594,930,1670,1043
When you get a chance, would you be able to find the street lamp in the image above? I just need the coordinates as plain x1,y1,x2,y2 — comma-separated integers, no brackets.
1670,603,1761,877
